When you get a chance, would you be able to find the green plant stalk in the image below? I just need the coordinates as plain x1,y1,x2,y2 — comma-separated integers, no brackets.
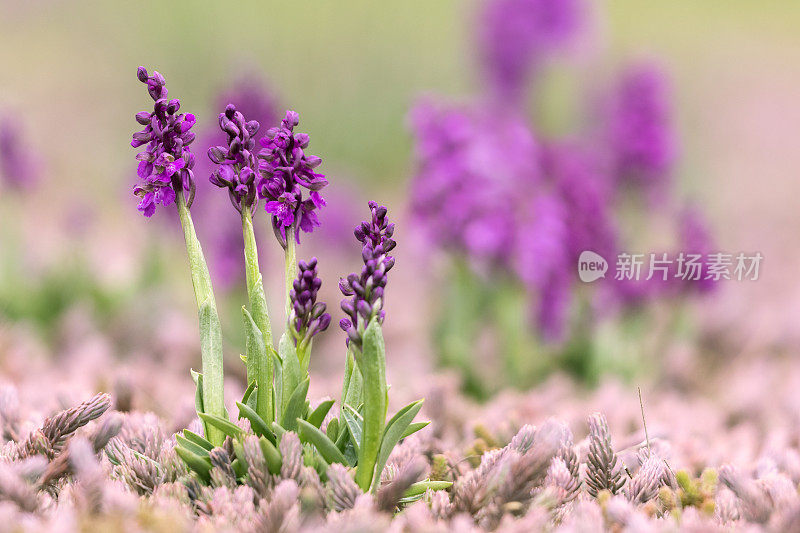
280,222,300,416
494,282,531,389
284,223,297,318
242,207,274,423
438,259,486,398
176,192,225,446
354,318,387,491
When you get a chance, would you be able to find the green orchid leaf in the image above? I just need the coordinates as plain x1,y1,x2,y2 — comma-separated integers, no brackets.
241,379,256,404
354,318,387,492
182,429,213,452
343,440,359,467
242,306,272,423
334,421,350,454
280,377,310,432
401,421,430,439
403,479,453,498
341,404,363,456
297,419,347,466
198,412,242,440
231,458,246,479
326,417,340,441
270,422,286,440
197,300,225,447
278,332,304,419
370,399,424,492
259,436,282,475
175,446,211,483
398,494,426,505
190,369,209,438
236,401,275,444
176,435,210,457
307,399,335,429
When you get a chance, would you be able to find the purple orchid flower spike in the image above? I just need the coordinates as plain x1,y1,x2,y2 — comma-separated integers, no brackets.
131,67,197,217
479,0,584,107
256,110,328,247
289,257,331,348
0,115,39,190
608,63,676,198
207,103,261,213
339,202,396,349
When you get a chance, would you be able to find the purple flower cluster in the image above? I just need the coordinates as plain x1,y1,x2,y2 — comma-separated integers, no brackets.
677,206,716,293
511,189,572,342
601,205,718,310
524,143,618,340
0,115,38,190
409,101,541,268
131,67,197,217
410,99,621,340
208,104,260,212
289,258,331,345
608,64,676,195
479,0,584,105
339,202,396,349
410,91,712,340
410,45,714,340
256,111,327,247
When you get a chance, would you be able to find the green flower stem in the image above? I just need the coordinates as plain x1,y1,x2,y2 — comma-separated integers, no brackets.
438,259,486,398
242,207,275,423
284,223,297,318
176,193,225,446
494,282,531,389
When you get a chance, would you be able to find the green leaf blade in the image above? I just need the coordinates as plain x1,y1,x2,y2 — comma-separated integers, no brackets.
370,399,424,492
307,399,335,429
297,419,347,466
198,413,242,440
354,318,387,492
280,378,310,432
236,401,275,444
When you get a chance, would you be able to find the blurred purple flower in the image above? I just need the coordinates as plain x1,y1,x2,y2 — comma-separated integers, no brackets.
289,257,331,346
213,74,279,131
677,205,717,294
608,64,676,196
603,205,718,310
0,115,39,190
512,191,572,341
339,202,396,349
479,0,584,106
131,67,197,217
408,88,707,341
515,143,618,340
256,110,327,247
306,181,367,250
545,142,617,263
409,100,541,269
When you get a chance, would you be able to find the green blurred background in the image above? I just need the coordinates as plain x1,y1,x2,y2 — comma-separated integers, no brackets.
2,0,798,197
2,0,800,365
